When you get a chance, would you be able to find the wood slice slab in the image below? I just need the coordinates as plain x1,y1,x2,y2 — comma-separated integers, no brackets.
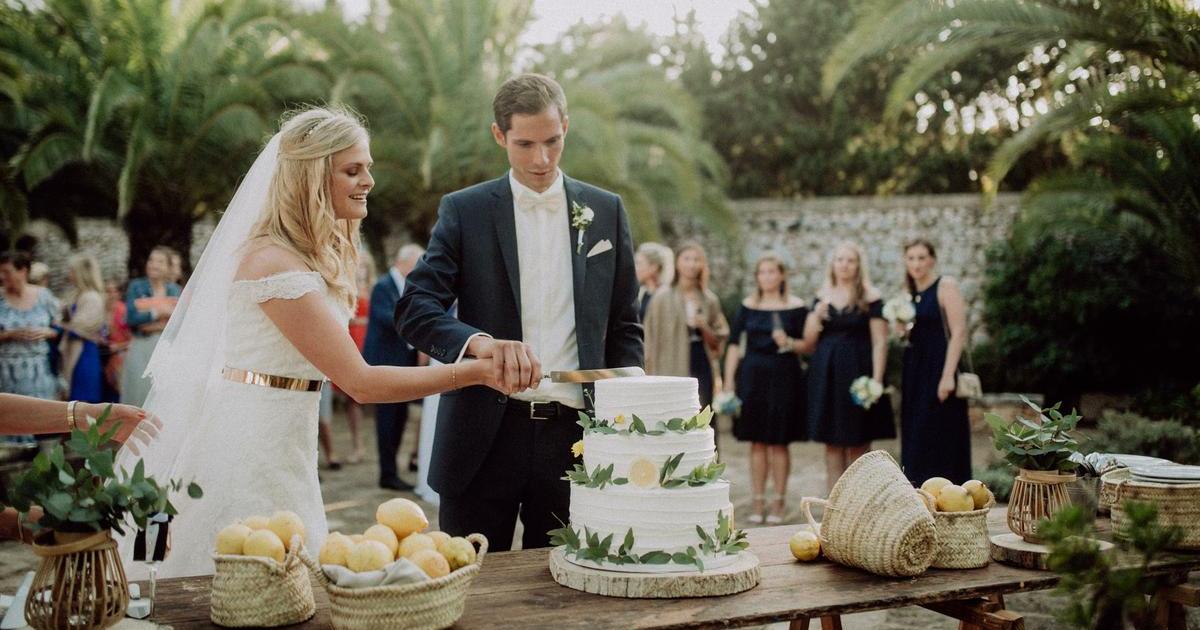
990,532,1113,570
548,547,761,598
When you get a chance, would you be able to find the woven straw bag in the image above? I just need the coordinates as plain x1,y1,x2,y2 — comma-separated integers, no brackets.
800,450,937,577
930,493,994,569
304,533,488,630
1104,469,1200,550
210,535,315,627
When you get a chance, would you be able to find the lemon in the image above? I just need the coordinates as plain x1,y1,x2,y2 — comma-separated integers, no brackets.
349,534,366,543
267,510,306,551
920,477,953,499
789,530,820,562
440,537,476,571
347,540,393,573
319,533,354,566
962,479,991,510
628,458,658,488
242,515,270,530
364,524,400,557
376,498,428,539
936,484,975,512
215,523,252,555
243,529,285,563
398,532,436,559
410,548,450,579
426,531,452,552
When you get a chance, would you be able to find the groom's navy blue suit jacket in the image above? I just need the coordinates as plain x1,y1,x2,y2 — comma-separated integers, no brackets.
396,174,644,497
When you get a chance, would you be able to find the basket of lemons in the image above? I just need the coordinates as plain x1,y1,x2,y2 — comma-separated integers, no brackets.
210,511,316,627
302,498,487,630
919,477,995,569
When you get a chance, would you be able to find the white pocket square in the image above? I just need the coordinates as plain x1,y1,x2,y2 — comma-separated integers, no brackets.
587,239,613,257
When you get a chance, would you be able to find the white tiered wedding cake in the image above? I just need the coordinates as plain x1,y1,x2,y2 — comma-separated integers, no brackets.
549,376,747,573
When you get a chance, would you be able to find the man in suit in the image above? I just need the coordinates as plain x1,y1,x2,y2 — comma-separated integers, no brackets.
364,244,425,490
397,73,643,551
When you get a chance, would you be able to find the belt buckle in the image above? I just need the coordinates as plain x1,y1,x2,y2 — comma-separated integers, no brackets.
529,401,555,421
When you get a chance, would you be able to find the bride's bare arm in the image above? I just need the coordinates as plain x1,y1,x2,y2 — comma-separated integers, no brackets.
237,246,500,403
259,292,497,403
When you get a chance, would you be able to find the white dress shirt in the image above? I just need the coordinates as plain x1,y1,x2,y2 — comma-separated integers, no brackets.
506,169,583,409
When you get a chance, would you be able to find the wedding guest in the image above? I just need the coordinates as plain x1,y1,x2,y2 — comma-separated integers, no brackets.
0,251,60,447
102,280,131,401
803,241,894,493
900,239,971,484
723,252,809,524
366,244,424,490
60,255,106,403
0,394,162,543
121,246,181,406
644,242,729,409
634,242,673,322
167,248,185,286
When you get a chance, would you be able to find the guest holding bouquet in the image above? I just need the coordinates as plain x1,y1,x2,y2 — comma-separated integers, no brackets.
722,252,809,524
899,239,971,484
644,242,728,409
803,241,894,493
121,246,181,406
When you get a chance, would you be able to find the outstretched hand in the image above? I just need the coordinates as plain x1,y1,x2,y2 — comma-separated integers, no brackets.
467,337,542,395
87,403,163,455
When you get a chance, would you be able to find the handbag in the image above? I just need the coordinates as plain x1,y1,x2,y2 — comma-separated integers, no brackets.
939,298,983,400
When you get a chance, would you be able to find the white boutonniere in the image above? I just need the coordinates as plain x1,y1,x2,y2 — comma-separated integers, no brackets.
571,200,594,254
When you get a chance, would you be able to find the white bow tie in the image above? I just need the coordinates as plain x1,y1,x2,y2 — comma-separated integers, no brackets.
518,192,560,213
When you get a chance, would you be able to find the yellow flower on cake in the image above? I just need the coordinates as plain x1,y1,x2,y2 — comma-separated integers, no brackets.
571,440,584,458
613,414,627,427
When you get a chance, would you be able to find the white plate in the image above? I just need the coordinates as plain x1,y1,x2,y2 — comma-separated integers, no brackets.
1130,464,1200,481
1106,454,1172,467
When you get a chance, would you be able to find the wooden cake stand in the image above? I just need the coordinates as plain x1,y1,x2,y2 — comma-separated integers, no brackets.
548,547,761,598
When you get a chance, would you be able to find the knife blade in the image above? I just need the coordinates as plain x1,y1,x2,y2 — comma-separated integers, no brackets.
546,366,645,383
0,571,34,630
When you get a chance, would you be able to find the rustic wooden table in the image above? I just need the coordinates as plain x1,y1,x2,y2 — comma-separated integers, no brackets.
142,508,1200,629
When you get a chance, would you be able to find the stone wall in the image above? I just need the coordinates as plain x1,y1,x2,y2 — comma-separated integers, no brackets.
27,193,1019,335
666,193,1021,338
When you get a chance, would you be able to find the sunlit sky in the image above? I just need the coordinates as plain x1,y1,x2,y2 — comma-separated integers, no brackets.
334,0,754,57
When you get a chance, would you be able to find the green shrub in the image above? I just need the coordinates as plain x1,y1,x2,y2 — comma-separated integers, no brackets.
1083,411,1200,465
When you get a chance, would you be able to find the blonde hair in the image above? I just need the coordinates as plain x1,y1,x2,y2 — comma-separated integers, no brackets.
636,242,674,286
752,252,788,306
822,240,875,313
68,254,104,297
249,106,367,309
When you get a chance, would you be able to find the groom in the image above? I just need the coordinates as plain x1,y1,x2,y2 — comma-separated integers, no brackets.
397,73,643,551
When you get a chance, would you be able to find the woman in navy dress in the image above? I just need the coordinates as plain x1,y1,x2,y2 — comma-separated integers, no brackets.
61,255,107,403
803,241,894,493
900,239,971,484
723,253,809,524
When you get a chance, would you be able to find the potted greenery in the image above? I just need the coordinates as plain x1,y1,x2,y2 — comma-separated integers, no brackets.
2,408,200,630
986,396,1081,543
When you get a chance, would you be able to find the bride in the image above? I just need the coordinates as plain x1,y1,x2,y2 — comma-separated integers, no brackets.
117,107,502,578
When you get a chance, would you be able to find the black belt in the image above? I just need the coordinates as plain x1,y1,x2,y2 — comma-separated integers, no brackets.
506,399,578,421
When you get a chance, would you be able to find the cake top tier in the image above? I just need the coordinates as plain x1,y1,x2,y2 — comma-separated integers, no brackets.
593,375,700,423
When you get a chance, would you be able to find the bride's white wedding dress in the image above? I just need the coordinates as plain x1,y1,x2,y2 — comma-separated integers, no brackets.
121,271,348,579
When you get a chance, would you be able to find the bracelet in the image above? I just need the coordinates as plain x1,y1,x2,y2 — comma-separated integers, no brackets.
451,364,458,390
66,400,78,432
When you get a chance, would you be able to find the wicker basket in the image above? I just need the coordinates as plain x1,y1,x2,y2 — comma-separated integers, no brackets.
304,533,488,630
26,530,129,630
1103,468,1200,550
1098,470,1123,515
1007,469,1075,543
210,535,315,627
931,493,995,569
800,450,937,578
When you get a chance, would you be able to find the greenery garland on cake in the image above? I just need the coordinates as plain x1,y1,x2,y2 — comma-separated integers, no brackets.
576,406,716,435
563,453,726,489
548,511,748,572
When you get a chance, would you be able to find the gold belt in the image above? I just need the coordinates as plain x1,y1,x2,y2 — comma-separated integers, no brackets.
221,367,325,392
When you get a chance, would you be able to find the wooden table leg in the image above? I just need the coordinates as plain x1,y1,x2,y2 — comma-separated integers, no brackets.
819,616,843,630
787,617,809,630
922,595,1024,630
1154,583,1198,630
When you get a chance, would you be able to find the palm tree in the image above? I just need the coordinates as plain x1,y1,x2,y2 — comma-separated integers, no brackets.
823,0,1200,193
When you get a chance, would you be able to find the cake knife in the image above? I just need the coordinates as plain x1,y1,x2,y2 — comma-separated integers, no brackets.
544,366,645,383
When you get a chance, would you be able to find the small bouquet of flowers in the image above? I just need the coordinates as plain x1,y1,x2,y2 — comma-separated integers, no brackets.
882,294,917,345
714,391,742,416
849,376,884,410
